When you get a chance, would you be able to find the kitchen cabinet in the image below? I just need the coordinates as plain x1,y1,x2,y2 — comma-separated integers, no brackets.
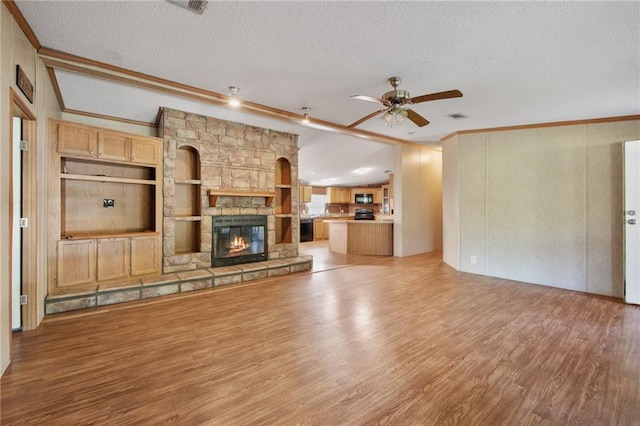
327,187,351,204
373,187,383,204
382,184,390,213
314,219,329,240
300,185,312,203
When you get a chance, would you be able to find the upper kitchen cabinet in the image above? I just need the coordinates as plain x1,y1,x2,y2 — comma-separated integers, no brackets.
327,187,351,204
300,185,312,203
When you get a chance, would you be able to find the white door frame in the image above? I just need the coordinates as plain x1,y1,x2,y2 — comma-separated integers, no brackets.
12,117,22,329
624,140,640,305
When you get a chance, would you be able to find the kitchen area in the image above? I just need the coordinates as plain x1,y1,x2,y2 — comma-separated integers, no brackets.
299,177,394,255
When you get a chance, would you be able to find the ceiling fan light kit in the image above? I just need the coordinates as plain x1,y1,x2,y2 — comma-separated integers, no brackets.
350,77,463,128
301,107,310,124
228,86,241,107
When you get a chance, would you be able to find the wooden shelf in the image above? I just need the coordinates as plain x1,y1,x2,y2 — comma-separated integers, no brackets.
60,231,159,240
175,179,201,185
61,173,156,185
207,189,276,207
175,216,202,222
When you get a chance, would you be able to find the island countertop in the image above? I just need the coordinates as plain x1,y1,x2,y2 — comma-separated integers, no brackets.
327,220,393,255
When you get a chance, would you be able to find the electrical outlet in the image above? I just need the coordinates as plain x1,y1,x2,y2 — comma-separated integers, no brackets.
103,199,115,208
470,256,477,264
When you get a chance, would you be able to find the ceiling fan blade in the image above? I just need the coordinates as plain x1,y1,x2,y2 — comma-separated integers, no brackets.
351,95,386,104
406,109,430,127
348,109,387,128
410,89,463,104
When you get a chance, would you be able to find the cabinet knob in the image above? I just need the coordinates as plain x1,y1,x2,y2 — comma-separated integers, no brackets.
98,153,103,157
132,157,136,160
89,151,94,154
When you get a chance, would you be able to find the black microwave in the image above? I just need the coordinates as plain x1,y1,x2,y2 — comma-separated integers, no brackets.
355,193,373,204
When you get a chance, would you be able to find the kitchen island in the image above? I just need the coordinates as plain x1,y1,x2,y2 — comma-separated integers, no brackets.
327,220,393,255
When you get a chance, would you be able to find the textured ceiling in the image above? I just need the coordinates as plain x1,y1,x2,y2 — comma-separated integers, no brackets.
15,0,640,186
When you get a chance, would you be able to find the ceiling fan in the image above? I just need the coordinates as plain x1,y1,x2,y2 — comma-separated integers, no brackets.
348,77,463,128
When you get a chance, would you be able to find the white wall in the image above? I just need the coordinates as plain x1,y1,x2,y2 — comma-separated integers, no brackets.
393,144,442,257
442,119,640,297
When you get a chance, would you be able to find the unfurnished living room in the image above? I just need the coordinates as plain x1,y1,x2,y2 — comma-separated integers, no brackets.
1,1,640,425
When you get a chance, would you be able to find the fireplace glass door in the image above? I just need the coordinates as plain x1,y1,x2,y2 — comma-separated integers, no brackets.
212,215,267,267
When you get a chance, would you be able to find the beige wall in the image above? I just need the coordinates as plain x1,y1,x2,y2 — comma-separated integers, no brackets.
442,137,459,269
1,3,61,374
61,112,157,137
393,144,442,257
442,119,640,297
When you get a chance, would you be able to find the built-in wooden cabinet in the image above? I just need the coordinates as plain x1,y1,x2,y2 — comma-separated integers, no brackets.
57,239,96,287
50,119,163,291
57,122,160,166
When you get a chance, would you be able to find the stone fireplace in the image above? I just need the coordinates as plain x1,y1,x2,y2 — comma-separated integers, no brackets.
159,107,300,273
212,215,267,267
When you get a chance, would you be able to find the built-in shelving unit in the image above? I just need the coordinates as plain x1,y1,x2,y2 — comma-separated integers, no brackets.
207,190,275,207
274,158,292,244
50,119,163,291
175,147,201,254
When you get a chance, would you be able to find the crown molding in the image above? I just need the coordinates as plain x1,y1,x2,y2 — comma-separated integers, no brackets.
3,0,40,50
441,114,640,142
37,47,439,151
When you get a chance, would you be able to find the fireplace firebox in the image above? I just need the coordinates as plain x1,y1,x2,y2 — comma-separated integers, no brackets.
212,215,267,267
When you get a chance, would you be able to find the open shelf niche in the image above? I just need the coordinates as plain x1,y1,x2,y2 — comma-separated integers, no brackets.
174,146,201,254
275,157,292,244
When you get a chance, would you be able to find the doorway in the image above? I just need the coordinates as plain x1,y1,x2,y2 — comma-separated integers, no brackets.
12,117,22,330
9,89,37,332
624,140,639,304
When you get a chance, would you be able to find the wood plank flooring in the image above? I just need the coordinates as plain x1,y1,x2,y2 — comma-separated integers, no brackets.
2,242,640,425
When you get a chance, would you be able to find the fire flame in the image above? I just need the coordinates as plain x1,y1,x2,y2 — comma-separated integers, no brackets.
228,235,250,254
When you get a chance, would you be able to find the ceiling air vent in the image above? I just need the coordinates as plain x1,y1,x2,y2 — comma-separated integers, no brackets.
167,0,208,14
448,113,468,120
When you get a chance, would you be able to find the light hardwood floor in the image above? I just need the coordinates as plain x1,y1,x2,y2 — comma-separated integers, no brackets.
2,242,640,425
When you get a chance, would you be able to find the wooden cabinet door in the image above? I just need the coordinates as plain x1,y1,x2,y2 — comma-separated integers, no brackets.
57,239,96,287
130,235,159,276
300,186,312,203
130,137,160,165
57,123,97,158
373,188,383,204
97,131,130,161
341,188,352,204
322,221,330,239
96,238,130,281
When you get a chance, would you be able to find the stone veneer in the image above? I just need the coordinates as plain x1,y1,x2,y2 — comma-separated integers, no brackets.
160,108,300,273
45,257,312,315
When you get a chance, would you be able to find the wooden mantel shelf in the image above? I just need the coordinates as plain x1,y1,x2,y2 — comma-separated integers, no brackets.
207,189,276,207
